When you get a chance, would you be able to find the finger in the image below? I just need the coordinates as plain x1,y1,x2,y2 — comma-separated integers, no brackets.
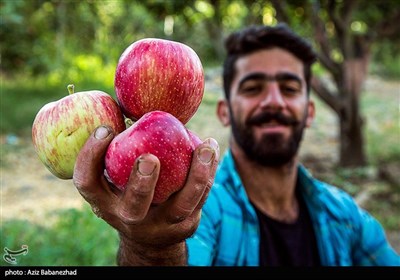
117,153,160,224
166,138,219,224
195,138,220,210
73,125,114,196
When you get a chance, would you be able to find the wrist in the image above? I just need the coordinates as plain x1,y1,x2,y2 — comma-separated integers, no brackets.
117,236,188,266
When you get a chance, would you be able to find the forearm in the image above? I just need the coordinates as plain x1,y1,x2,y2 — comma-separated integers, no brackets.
117,237,188,266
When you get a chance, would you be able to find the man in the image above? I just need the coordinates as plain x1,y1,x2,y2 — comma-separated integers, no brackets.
73,24,399,266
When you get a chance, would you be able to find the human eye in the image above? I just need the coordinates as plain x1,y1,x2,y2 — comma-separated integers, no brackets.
240,81,263,95
279,80,301,95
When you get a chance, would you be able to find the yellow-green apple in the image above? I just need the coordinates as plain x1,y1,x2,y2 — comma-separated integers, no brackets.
114,38,204,124
32,85,126,179
105,110,202,204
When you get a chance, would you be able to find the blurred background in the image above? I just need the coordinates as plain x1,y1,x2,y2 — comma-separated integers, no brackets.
1,0,399,265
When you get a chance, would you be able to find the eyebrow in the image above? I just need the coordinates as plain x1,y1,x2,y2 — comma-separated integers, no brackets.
238,72,302,89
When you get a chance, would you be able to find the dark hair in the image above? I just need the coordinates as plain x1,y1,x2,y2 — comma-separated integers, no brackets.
223,23,317,99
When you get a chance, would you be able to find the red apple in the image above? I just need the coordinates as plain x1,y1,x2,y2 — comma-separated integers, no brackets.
114,38,204,124
105,110,202,204
32,84,126,179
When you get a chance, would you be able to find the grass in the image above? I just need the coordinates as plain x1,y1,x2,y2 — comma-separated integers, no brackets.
0,65,116,136
186,91,230,152
362,87,400,164
1,205,119,266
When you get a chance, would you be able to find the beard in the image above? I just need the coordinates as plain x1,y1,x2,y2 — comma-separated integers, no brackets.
230,108,307,167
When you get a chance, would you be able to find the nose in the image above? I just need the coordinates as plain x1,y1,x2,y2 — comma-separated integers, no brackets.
259,82,285,110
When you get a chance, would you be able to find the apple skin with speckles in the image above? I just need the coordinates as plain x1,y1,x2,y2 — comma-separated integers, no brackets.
32,85,126,179
114,38,204,124
105,110,202,204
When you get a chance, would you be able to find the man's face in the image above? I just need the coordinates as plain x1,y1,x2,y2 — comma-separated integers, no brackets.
218,48,315,167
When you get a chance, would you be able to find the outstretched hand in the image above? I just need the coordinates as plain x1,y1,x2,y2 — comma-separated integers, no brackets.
73,125,220,265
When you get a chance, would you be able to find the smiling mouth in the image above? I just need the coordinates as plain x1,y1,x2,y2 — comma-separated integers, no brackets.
256,121,286,127
247,111,299,127
254,121,289,134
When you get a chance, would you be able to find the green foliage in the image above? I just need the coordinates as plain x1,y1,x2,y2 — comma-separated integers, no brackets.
364,193,400,230
187,89,230,153
0,56,116,135
1,0,399,77
1,206,119,266
1,75,61,135
370,42,400,79
362,86,400,164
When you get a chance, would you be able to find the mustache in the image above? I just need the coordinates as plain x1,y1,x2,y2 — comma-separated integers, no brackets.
247,111,299,126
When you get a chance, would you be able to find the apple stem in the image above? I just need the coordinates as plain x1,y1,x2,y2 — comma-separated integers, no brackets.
67,84,75,95
125,118,134,127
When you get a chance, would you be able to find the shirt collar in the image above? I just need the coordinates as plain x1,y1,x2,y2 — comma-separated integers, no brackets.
215,148,323,201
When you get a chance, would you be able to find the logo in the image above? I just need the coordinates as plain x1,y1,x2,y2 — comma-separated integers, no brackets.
3,245,29,265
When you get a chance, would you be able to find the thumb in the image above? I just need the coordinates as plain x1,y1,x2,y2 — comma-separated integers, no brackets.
73,125,115,192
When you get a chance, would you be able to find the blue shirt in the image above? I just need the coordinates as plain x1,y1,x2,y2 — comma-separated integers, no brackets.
187,149,400,266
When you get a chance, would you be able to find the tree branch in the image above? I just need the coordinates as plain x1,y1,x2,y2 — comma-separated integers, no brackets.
327,0,358,59
310,1,341,77
317,53,341,77
341,0,359,26
311,76,342,114
375,9,400,40
327,0,344,35
270,0,289,23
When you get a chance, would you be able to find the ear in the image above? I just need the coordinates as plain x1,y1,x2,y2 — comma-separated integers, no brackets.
305,99,315,128
217,99,231,127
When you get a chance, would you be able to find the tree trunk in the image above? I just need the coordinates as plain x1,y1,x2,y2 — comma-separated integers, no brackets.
338,58,368,167
205,0,225,61
311,55,369,167
338,92,367,167
270,0,399,168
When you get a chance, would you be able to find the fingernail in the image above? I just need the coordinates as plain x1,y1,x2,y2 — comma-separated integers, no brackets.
199,148,214,164
95,126,111,139
138,158,156,176
205,138,219,151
